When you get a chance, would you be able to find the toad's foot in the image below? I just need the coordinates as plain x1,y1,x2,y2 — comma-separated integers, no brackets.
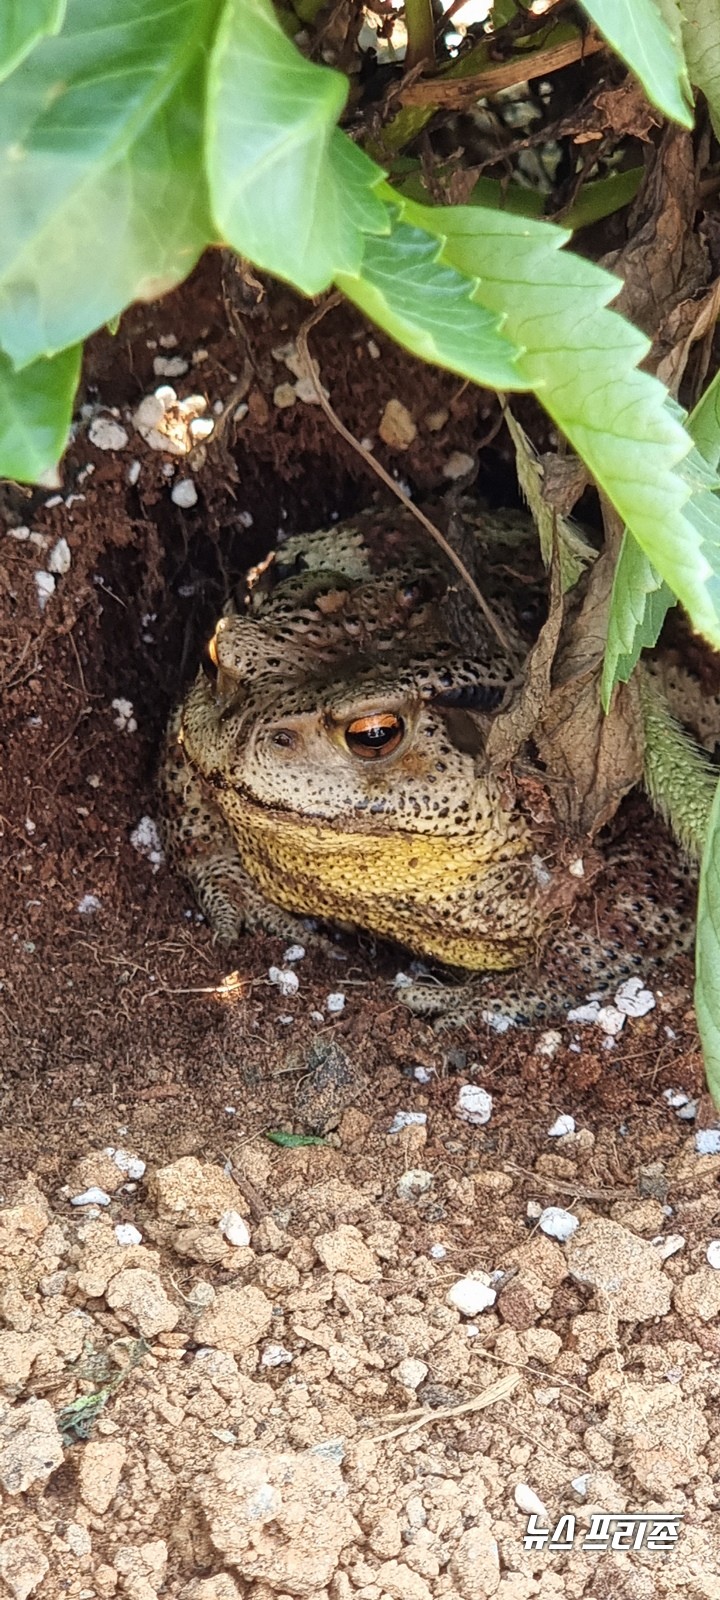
398,972,558,1032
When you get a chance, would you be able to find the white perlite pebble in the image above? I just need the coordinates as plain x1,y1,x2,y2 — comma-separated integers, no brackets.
676,1099,699,1121
112,697,137,733
130,815,165,871
539,1206,579,1242
389,1111,427,1134
536,1030,562,1059
651,1233,685,1261
447,1274,497,1317
514,1484,548,1518
664,1088,690,1109
47,536,71,575
171,477,198,509
283,944,306,963
153,355,189,377
88,415,129,451
614,977,655,1017
695,1129,720,1155
456,1084,493,1125
115,1223,142,1246
34,570,55,610
326,992,345,1014
77,894,102,915
707,1240,720,1269
481,1009,515,1034
547,1114,575,1138
396,1169,433,1201
105,1148,146,1181
71,1187,111,1207
262,1344,294,1367
429,1243,447,1260
596,1005,626,1036
268,966,299,998
567,1001,600,1025
219,1209,250,1248
394,1358,428,1389
571,1474,590,1497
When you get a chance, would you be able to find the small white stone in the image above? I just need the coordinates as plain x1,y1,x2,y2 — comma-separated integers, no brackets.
394,972,413,989
442,450,475,480
536,1030,562,1059
568,857,585,877
274,382,297,409
571,1474,590,1498
310,1011,324,1024
367,340,381,359
130,815,165,870
547,1114,575,1138
481,1009,515,1034
707,1239,720,1269
539,1206,579,1242
219,1209,250,1248
456,1085,493,1126
514,1484,548,1518
326,991,345,1014
614,977,655,1017
171,477,198,509
651,1233,685,1260
7,524,30,540
106,1148,146,1181
88,415,129,451
159,333,178,348
393,1358,428,1390
112,697,137,733
526,1201,542,1220
447,1274,496,1317
567,1001,600,1025
676,1099,698,1121
153,355,189,377
414,1066,433,1083
429,1243,447,1260
24,818,36,835
47,536,71,574
596,1005,626,1036
115,1223,142,1246
262,1344,294,1367
34,569,55,610
695,1129,720,1155
389,1110,427,1134
189,416,215,441
283,944,306,963
134,393,166,430
664,1087,690,1109
268,966,300,998
77,893,101,915
71,1187,111,1207
396,1169,433,1201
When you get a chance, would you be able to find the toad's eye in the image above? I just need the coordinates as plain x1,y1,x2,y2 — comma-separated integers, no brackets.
271,728,298,750
345,713,404,760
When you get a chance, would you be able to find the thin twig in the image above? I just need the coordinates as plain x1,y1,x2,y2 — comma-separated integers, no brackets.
296,301,513,651
399,30,605,107
371,1370,520,1442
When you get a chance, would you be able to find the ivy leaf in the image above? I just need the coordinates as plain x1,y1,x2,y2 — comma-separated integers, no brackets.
206,0,388,294
393,194,720,650
336,219,523,391
0,0,65,82
577,0,692,124
695,775,720,1110
0,0,217,368
686,368,720,470
0,343,81,483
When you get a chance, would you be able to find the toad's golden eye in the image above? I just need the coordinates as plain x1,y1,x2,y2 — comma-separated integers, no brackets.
201,634,219,682
345,713,404,760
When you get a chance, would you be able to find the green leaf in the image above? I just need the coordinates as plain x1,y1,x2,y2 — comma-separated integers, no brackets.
602,376,720,705
0,0,65,82
336,219,523,391
264,1130,327,1147
207,0,387,294
577,0,692,124
560,167,642,231
393,194,720,650
695,774,720,1110
687,368,720,470
601,533,675,705
0,0,217,368
681,0,720,138
0,343,81,482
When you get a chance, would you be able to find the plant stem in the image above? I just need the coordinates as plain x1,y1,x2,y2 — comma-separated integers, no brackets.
405,0,435,71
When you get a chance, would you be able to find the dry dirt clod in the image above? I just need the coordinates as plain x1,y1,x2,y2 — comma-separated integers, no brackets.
0,1398,64,1495
0,1535,49,1600
378,399,417,450
565,1215,672,1320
